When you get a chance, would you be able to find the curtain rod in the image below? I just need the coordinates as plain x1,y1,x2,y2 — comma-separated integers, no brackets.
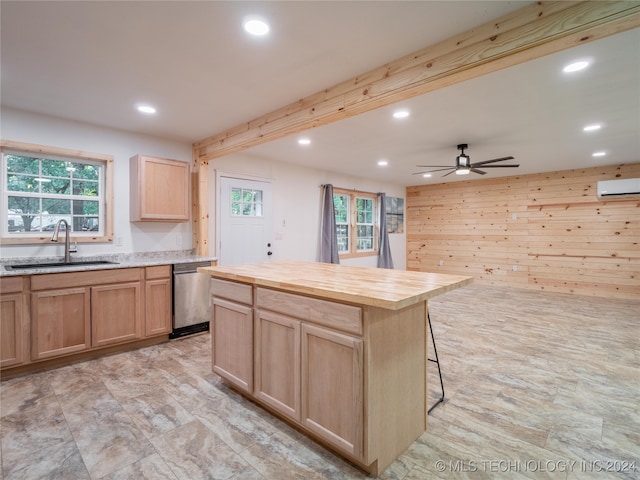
320,184,384,195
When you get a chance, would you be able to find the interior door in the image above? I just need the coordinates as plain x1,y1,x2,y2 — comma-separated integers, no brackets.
219,176,273,266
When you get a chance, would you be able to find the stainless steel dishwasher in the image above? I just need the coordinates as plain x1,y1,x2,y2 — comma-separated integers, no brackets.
170,261,212,339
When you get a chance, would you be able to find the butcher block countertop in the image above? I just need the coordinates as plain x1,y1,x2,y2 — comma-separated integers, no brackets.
199,260,472,310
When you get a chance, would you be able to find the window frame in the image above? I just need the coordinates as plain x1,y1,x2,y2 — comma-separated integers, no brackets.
333,187,379,259
1,140,114,244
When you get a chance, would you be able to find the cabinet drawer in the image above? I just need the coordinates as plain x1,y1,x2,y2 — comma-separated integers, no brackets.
211,278,252,305
31,268,142,291
146,265,171,280
1,276,24,294
256,288,362,336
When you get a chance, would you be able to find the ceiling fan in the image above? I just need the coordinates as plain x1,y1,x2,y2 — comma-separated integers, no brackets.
413,143,519,177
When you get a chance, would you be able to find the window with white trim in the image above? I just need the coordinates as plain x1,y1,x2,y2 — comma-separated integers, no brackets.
333,188,378,257
1,142,113,243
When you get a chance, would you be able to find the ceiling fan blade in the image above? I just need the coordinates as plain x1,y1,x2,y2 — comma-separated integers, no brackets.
475,164,520,168
442,170,456,177
471,156,515,166
415,165,455,168
470,168,486,175
412,168,454,175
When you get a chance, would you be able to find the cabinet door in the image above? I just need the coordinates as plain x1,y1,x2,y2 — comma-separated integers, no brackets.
130,155,190,222
1,293,26,367
91,282,142,347
301,323,364,459
145,278,172,337
212,298,253,393
31,288,91,360
254,310,300,421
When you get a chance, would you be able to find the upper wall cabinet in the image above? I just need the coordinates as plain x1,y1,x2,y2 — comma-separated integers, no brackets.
130,154,190,222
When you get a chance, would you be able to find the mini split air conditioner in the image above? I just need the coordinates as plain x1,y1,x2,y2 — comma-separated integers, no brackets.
597,178,640,200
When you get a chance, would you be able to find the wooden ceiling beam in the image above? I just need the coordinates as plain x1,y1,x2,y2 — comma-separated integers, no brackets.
193,1,640,163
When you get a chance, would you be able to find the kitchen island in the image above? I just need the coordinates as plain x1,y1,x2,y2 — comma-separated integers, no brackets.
198,261,472,475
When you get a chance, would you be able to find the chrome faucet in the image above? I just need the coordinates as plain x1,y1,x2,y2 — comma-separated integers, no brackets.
51,219,72,263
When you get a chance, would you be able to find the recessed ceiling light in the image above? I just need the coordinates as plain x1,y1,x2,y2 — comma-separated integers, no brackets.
136,104,156,114
592,151,607,157
583,124,602,132
393,110,410,119
298,138,311,145
422,173,432,178
243,18,270,36
563,60,590,73
377,160,388,166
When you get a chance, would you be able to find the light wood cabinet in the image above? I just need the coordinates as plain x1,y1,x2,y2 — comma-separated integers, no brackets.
31,287,91,360
91,282,142,347
212,281,365,461
301,323,364,458
1,277,28,368
144,265,172,337
254,310,301,421
2,265,177,374
28,268,144,361
201,261,472,475
130,154,190,222
212,297,253,394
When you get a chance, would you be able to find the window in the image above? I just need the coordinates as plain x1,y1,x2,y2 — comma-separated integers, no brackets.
231,187,263,217
1,141,113,244
333,188,378,257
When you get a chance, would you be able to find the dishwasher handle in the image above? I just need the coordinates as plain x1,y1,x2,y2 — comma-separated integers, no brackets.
173,261,212,274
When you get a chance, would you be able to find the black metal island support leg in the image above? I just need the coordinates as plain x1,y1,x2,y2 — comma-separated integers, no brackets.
427,312,445,413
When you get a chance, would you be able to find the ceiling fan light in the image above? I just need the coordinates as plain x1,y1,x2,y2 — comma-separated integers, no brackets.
456,154,470,167
455,168,470,175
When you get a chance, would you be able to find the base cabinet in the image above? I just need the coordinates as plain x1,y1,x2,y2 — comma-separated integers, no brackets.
144,266,172,337
31,287,91,360
212,280,366,463
212,297,253,393
1,277,28,368
91,282,142,347
301,323,364,458
254,310,301,421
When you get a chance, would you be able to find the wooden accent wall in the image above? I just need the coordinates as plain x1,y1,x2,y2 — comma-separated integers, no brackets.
406,163,640,299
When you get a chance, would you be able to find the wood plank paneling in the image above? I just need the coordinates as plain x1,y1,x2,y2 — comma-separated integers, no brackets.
406,163,640,299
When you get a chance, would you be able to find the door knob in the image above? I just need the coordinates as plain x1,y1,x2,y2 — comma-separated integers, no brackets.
267,251,273,256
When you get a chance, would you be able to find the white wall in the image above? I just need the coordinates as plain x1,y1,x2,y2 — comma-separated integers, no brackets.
1,108,407,269
209,152,407,270
1,108,193,259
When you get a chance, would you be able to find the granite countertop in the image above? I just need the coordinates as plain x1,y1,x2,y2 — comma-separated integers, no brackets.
0,250,216,277
199,260,473,310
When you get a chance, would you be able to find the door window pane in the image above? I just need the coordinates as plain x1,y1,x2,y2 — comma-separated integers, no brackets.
231,187,263,217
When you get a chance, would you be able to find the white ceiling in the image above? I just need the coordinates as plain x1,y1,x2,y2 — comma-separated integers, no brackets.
2,1,639,187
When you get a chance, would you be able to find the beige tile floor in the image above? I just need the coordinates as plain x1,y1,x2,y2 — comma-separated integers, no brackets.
1,285,638,479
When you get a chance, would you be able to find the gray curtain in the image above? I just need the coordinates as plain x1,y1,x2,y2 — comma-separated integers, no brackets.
377,192,394,269
319,184,340,264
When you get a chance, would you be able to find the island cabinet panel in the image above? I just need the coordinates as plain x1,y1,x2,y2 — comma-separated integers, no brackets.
91,282,142,347
256,288,362,335
301,323,364,460
31,288,91,360
254,310,301,421
211,297,253,393
1,277,28,368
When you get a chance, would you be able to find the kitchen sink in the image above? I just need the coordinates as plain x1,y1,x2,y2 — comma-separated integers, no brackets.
4,260,119,271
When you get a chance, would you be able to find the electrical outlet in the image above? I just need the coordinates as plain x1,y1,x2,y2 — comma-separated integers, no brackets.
439,260,444,266
512,265,518,272
176,234,182,246
115,236,124,246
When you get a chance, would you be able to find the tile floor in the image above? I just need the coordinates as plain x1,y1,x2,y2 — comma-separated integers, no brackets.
1,285,638,479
